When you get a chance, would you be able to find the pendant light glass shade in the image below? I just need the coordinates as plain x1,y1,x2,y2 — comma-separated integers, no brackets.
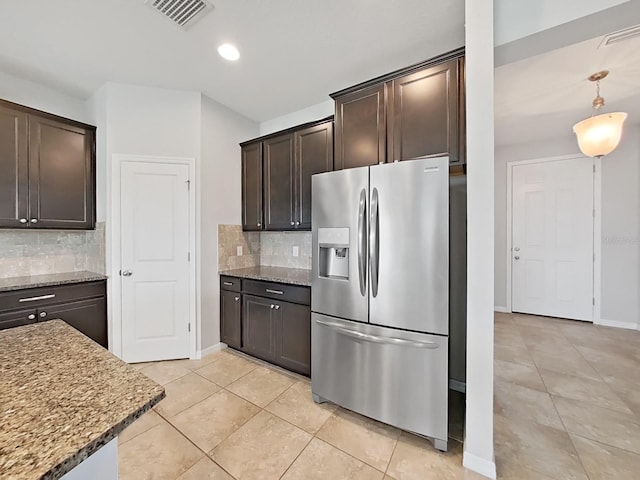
573,112,627,157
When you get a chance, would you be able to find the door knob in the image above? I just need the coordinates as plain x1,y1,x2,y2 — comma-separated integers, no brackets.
234,296,240,302
27,314,36,320
270,304,274,309
39,311,47,318
295,221,300,226
19,218,27,224
257,223,261,227
122,270,133,277
291,222,295,226
30,218,38,223
514,256,520,260
274,304,280,310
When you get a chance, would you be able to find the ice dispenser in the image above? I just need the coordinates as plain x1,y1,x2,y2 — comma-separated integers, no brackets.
318,227,350,279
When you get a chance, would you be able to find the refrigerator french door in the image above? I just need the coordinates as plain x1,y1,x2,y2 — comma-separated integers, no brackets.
311,156,450,451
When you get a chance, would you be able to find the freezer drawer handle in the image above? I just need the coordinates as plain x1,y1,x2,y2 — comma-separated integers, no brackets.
266,289,284,295
19,294,55,303
316,319,439,349
357,188,367,296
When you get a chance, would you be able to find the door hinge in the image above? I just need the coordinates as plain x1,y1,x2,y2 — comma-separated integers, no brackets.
188,323,191,332
186,179,191,190
119,270,122,276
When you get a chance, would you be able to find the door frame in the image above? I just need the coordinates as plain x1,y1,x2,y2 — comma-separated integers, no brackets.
505,154,602,323
109,154,197,360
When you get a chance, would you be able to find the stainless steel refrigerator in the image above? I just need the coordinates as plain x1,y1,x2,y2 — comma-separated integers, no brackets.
311,155,451,451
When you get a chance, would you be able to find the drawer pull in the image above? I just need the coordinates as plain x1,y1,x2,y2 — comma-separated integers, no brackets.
274,304,280,310
235,296,240,301
223,281,234,286
19,294,55,303
27,314,36,320
39,311,47,318
266,289,284,295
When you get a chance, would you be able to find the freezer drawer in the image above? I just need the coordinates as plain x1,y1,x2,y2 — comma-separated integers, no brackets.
311,313,448,449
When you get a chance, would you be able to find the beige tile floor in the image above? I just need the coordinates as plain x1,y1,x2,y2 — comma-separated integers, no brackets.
119,312,640,479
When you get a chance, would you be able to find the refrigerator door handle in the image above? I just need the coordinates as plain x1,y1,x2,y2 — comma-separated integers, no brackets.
370,187,380,297
315,318,440,349
357,188,368,296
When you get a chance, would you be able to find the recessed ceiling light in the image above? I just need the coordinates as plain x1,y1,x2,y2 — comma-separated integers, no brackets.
218,43,240,61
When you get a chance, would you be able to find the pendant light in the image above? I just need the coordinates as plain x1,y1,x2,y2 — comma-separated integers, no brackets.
573,70,627,158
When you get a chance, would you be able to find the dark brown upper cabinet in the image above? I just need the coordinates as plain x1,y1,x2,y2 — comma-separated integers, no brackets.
334,84,386,170
0,99,96,229
296,121,333,230
263,133,295,230
388,58,459,163
331,48,465,169
240,117,333,232
241,142,263,231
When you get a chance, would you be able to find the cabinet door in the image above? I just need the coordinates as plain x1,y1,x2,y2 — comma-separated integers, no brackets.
276,301,311,376
221,289,242,349
0,308,37,330
241,142,263,231
388,59,459,163
242,294,278,362
295,122,333,230
40,297,107,348
334,84,386,170
0,105,29,228
263,134,295,230
28,115,95,229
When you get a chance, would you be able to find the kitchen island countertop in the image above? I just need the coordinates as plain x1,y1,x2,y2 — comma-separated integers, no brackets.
0,271,108,293
0,320,164,479
219,265,311,286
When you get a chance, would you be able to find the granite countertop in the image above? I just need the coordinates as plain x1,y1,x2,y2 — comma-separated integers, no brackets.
220,266,312,286
0,320,165,480
0,271,109,293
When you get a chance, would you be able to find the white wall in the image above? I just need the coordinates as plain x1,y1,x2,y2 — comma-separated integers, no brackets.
494,125,640,328
0,70,91,123
200,94,258,351
259,99,333,136
494,0,630,46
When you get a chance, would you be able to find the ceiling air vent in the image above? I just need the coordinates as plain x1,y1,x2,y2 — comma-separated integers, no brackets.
598,24,640,48
146,0,214,29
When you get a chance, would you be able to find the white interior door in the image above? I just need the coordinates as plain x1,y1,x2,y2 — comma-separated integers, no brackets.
121,161,191,362
511,158,594,321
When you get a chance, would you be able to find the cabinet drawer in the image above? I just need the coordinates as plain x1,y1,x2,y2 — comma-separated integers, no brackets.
0,281,106,311
243,279,310,305
220,276,241,292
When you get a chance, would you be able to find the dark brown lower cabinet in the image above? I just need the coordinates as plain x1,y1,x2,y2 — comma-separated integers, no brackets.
277,301,311,375
0,280,107,347
220,289,242,349
40,297,107,348
242,294,278,363
221,276,311,376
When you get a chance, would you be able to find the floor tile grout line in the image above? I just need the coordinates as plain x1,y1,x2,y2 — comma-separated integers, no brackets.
382,431,401,477
277,431,316,479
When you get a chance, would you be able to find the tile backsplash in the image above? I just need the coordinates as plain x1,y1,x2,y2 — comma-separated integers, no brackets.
218,224,312,271
0,222,106,278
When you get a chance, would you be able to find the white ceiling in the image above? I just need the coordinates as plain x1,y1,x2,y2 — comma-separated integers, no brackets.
495,29,640,146
0,0,464,122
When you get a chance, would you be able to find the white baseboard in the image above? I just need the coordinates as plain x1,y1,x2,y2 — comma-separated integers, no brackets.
195,342,225,359
463,451,496,479
494,306,509,313
595,318,639,330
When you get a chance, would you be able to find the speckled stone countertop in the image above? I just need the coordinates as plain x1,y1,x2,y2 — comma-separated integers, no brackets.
0,320,165,480
220,266,312,286
0,271,108,293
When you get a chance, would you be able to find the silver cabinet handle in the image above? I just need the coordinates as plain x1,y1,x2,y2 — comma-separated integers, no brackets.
122,270,133,277
223,281,234,286
234,296,240,301
30,218,38,223
27,314,36,320
274,304,280,310
369,187,380,298
316,319,439,349
39,311,47,318
19,218,28,224
19,294,55,303
357,188,367,297
266,289,283,295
